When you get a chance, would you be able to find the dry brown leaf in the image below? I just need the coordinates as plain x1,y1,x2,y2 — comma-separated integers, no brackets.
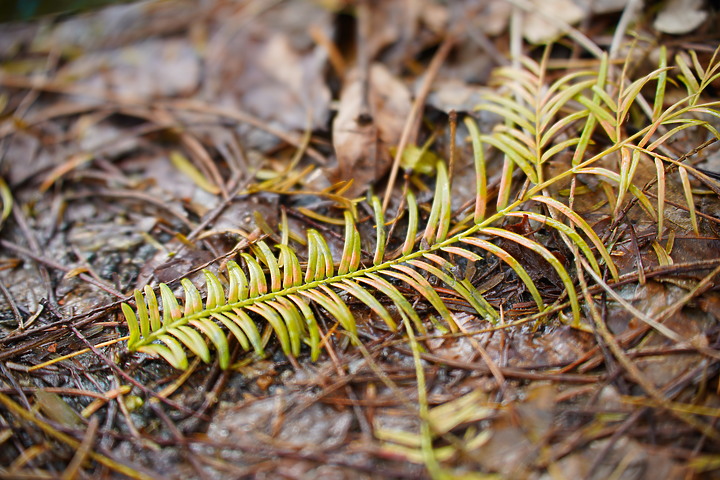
330,63,411,197
206,2,332,131
522,0,585,44
654,0,708,34
362,1,416,61
28,1,201,53
584,0,629,14
477,0,513,36
56,39,200,103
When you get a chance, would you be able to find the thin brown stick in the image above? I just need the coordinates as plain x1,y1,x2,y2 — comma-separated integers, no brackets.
0,392,161,480
61,416,99,480
1,239,125,299
578,257,720,440
68,325,208,419
0,282,23,328
381,34,457,213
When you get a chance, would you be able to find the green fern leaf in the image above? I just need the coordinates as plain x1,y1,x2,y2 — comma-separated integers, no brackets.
119,51,720,370
121,170,591,369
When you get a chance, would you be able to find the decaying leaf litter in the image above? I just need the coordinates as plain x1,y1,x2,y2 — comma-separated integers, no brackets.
1,0,720,478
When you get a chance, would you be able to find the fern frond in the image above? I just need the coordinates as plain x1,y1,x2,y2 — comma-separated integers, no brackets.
121,49,720,371
478,56,599,185
124,162,576,369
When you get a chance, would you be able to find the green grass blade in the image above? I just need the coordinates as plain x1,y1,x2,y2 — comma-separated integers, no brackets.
339,210,357,275
410,256,498,322
477,98,536,133
654,157,666,240
277,244,302,288
481,134,538,183
540,110,588,149
0,176,11,228
576,94,617,141
541,79,597,125
496,155,515,210
649,119,717,151
436,162,451,242
653,46,668,120
590,84,618,113
133,290,150,338
676,52,701,98
305,230,324,281
421,161,451,245
267,300,302,357
505,211,600,275
540,137,582,164
571,55,608,166
312,230,335,279
450,240,544,314
577,167,657,220
302,287,357,337
678,166,699,234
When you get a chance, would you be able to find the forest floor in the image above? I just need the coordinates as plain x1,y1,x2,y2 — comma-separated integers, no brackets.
1,1,720,479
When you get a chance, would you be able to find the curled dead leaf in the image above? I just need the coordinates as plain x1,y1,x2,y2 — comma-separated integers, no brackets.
330,64,411,197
